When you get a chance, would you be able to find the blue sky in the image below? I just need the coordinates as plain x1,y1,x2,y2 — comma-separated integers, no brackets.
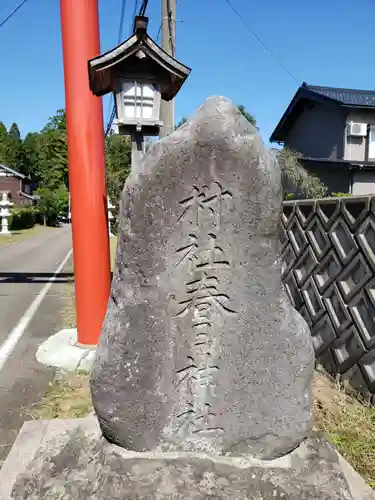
1,0,375,145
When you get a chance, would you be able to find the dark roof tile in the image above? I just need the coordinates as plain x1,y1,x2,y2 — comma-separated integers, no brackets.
303,83,375,108
270,82,375,143
0,163,26,179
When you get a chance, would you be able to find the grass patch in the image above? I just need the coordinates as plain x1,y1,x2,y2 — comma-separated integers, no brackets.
26,371,92,420
64,258,76,329
313,371,375,488
0,224,55,247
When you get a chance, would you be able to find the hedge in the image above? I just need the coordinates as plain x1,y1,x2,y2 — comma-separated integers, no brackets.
9,208,38,230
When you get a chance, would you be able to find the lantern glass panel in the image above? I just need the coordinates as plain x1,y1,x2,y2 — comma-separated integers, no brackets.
123,81,155,121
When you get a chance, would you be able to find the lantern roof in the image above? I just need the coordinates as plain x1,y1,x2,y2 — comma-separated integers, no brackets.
88,16,191,101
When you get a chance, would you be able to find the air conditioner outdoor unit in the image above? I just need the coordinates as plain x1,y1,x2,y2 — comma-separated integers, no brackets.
348,122,367,137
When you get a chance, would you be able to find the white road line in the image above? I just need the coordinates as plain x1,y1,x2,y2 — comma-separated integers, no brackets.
0,248,73,372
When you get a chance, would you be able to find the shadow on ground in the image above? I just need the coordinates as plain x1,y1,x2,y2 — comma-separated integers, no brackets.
0,272,75,284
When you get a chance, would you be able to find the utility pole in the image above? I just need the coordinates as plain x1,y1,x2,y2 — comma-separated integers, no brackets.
60,0,111,346
160,0,176,137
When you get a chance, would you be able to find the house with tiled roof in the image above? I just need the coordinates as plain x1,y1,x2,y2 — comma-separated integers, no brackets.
0,164,38,206
270,82,375,195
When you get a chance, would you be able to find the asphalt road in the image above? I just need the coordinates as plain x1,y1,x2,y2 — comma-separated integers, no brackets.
0,225,72,464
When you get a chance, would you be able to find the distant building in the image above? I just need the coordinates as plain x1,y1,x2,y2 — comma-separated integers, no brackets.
270,82,375,195
0,164,38,206
110,120,119,135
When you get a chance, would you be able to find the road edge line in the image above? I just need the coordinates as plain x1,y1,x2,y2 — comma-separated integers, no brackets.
0,249,73,372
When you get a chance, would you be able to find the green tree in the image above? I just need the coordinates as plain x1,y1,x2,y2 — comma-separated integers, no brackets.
42,109,66,132
0,122,9,164
6,122,24,172
54,184,69,215
23,132,41,178
0,121,24,171
105,135,131,196
36,184,69,226
105,134,131,230
277,148,327,199
0,110,70,225
0,122,7,139
23,111,69,188
38,130,68,189
36,187,56,226
8,123,21,139
237,104,257,127
22,110,69,225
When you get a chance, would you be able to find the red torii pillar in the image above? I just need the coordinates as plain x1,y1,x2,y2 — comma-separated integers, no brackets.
60,0,111,346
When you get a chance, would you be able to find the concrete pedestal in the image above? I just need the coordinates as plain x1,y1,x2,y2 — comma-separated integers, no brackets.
35,329,96,371
0,416,373,500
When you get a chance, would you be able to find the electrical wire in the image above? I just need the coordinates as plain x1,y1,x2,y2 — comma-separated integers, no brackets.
105,0,129,136
139,0,148,16
224,0,300,84
131,0,140,28
156,22,162,43
105,107,116,137
104,96,114,136
118,0,128,42
0,0,29,29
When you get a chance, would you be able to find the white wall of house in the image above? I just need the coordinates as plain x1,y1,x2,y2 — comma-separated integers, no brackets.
346,135,365,161
345,111,375,162
352,171,375,195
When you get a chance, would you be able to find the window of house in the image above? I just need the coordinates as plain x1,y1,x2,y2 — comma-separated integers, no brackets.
368,126,375,160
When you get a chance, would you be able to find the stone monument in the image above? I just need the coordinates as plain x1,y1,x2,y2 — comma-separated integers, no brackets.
0,192,13,235
0,98,373,500
91,96,315,459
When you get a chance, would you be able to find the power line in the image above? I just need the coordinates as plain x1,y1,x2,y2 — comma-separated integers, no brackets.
133,0,141,17
139,0,148,16
130,0,147,32
105,0,129,136
224,0,300,84
156,22,162,42
131,0,140,31
105,107,116,137
118,0,128,42
0,0,29,29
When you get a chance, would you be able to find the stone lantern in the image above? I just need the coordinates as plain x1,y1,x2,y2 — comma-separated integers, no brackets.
107,197,114,238
88,16,191,165
0,192,14,235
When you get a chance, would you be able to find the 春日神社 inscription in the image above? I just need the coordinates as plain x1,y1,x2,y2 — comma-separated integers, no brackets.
173,182,237,436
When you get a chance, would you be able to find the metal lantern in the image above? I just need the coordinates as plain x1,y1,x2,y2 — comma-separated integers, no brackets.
114,79,161,133
88,16,190,138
